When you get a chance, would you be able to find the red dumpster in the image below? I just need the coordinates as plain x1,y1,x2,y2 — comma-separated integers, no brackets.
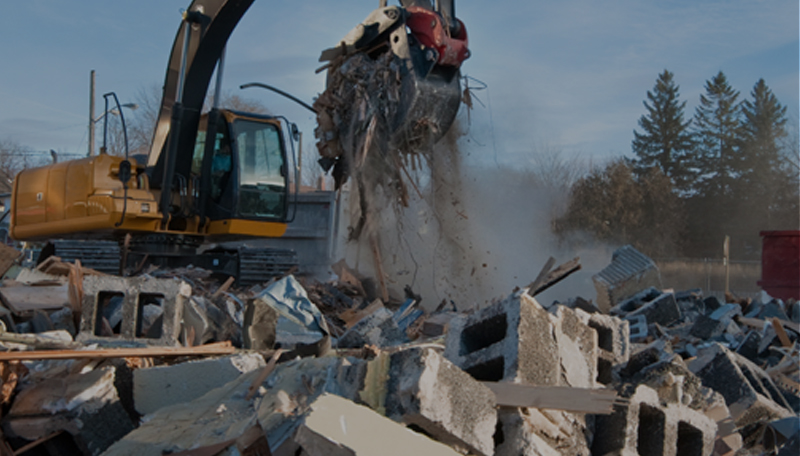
758,230,800,301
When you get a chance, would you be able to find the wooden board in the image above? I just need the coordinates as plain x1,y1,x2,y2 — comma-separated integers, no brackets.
0,342,236,361
482,382,627,415
0,284,70,315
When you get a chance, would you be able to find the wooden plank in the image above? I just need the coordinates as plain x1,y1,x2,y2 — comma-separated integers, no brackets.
211,277,236,300
246,349,284,400
526,257,556,293
0,284,70,315
12,431,63,455
482,382,626,415
370,234,389,303
0,341,235,361
528,257,581,297
772,317,793,347
339,299,383,329
737,316,800,334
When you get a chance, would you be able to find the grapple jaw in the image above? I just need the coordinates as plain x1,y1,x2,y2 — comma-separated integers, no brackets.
315,2,469,157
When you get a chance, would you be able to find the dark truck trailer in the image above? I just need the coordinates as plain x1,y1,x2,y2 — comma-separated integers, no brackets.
758,230,800,301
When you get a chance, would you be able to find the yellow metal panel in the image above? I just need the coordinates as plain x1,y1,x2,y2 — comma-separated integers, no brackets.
206,219,287,237
46,161,69,222
65,159,94,218
13,167,48,226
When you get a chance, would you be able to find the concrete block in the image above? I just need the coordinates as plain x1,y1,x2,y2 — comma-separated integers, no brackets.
690,304,742,339
133,353,265,416
444,292,559,385
578,311,630,385
494,409,564,456
734,331,762,363
625,314,648,342
337,306,407,348
593,245,662,312
592,384,716,456
3,367,134,456
689,344,793,428
550,306,598,388
78,276,188,346
703,295,722,313
626,292,682,326
384,347,496,456
293,393,461,456
619,339,672,379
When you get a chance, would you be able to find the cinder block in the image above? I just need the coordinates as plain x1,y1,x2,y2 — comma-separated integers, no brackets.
384,347,496,456
592,385,716,456
626,292,681,326
689,343,793,428
625,314,648,342
550,306,598,388
78,276,188,346
133,353,265,416
690,304,741,339
576,311,630,385
444,292,559,385
593,245,662,312
494,409,563,456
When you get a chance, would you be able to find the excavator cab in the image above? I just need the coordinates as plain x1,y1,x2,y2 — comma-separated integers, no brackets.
192,110,289,228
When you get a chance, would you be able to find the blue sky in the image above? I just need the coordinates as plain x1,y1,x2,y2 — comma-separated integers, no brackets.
0,0,797,167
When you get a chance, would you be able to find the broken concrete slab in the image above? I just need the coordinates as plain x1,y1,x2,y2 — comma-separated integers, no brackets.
383,347,496,456
242,296,278,350
689,343,794,429
593,245,663,313
295,393,462,456
444,292,559,385
133,353,265,416
78,276,189,346
104,356,367,456
4,366,134,456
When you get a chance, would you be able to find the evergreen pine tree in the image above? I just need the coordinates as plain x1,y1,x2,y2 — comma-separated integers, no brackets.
740,79,788,180
631,70,694,190
739,78,797,233
691,71,742,198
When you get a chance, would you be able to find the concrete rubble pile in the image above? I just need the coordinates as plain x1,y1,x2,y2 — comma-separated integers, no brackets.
0,245,794,455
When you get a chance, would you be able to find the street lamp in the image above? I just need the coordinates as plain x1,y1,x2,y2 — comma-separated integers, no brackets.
87,70,138,156
88,102,137,156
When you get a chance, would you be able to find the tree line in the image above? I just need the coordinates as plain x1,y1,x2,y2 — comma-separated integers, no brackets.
555,70,799,260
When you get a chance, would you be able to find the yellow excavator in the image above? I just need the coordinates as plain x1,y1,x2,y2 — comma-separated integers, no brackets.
9,0,470,284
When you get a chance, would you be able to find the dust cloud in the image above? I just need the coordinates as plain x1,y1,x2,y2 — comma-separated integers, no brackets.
336,121,618,311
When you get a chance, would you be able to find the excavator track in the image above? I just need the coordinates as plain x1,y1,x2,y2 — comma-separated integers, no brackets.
236,247,299,286
39,240,122,275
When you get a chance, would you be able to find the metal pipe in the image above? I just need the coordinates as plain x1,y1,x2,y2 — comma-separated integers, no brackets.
88,70,95,156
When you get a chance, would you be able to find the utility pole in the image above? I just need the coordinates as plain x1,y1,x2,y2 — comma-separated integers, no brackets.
88,70,96,156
